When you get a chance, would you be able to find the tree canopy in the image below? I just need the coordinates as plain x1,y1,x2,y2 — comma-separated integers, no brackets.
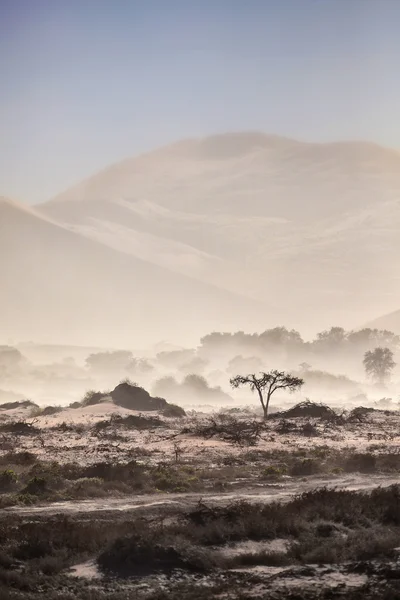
363,347,396,385
230,370,304,418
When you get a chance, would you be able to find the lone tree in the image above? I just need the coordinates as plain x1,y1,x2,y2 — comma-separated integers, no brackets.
363,347,396,385
230,370,304,419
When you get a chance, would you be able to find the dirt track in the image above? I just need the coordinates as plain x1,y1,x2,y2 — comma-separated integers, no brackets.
4,472,398,516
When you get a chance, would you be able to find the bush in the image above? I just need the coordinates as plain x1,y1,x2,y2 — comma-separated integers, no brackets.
23,477,47,495
81,390,108,407
274,400,340,421
290,459,321,477
190,414,264,446
162,404,186,418
0,420,39,435
98,536,214,576
111,382,167,411
67,477,106,498
0,469,17,491
345,453,377,473
69,401,82,409
40,406,63,416
92,413,164,432
261,465,287,479
0,451,36,466
301,422,319,437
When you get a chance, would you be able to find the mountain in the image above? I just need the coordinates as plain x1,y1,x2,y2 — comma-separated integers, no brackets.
365,309,400,335
41,132,400,220
37,133,400,330
0,197,273,347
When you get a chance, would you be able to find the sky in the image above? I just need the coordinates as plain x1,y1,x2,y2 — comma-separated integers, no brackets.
1,0,400,204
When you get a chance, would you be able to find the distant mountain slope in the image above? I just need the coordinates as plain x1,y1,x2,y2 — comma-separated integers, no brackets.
365,309,400,335
40,132,400,220
36,133,400,329
0,197,272,347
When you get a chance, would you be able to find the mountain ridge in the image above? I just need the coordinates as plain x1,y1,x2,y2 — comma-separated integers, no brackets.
39,132,400,218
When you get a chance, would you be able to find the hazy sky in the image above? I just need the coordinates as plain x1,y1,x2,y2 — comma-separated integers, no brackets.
1,0,399,204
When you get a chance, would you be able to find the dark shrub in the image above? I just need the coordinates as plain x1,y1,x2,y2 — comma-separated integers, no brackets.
301,422,319,437
162,404,186,418
190,414,264,446
274,400,339,420
0,469,17,491
0,400,37,411
41,405,63,416
290,458,321,476
98,536,212,576
69,401,82,409
110,382,167,411
0,451,36,466
82,460,144,483
23,477,47,495
93,414,164,432
0,421,39,435
111,382,167,411
81,390,108,407
345,453,377,473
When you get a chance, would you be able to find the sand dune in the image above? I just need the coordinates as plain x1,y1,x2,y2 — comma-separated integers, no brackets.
365,309,400,334
0,196,273,347
40,133,400,220
35,133,400,330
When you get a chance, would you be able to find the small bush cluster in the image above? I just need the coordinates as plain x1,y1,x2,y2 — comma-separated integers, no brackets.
187,413,264,446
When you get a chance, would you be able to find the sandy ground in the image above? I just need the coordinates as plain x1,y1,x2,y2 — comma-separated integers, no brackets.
1,400,399,466
1,400,399,598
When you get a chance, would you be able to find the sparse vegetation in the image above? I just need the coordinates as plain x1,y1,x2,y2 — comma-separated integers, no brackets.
0,358,400,599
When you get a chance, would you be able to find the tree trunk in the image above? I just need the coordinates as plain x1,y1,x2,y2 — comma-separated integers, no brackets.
256,388,266,416
263,393,272,419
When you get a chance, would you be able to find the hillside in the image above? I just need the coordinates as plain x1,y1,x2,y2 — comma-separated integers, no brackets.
365,309,400,335
0,197,272,347
41,132,400,220
37,133,400,329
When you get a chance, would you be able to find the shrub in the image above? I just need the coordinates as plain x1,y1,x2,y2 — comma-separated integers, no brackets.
345,453,377,473
40,405,63,416
111,382,167,411
0,451,36,466
273,400,340,420
190,414,264,446
0,469,17,491
98,536,214,576
92,413,164,432
67,477,106,498
290,459,321,477
162,404,186,418
23,477,47,495
0,420,39,435
68,401,82,409
81,390,108,407
261,465,287,479
16,493,37,505
301,422,319,437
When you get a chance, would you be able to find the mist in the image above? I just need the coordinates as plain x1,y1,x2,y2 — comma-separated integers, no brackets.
1,324,399,414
